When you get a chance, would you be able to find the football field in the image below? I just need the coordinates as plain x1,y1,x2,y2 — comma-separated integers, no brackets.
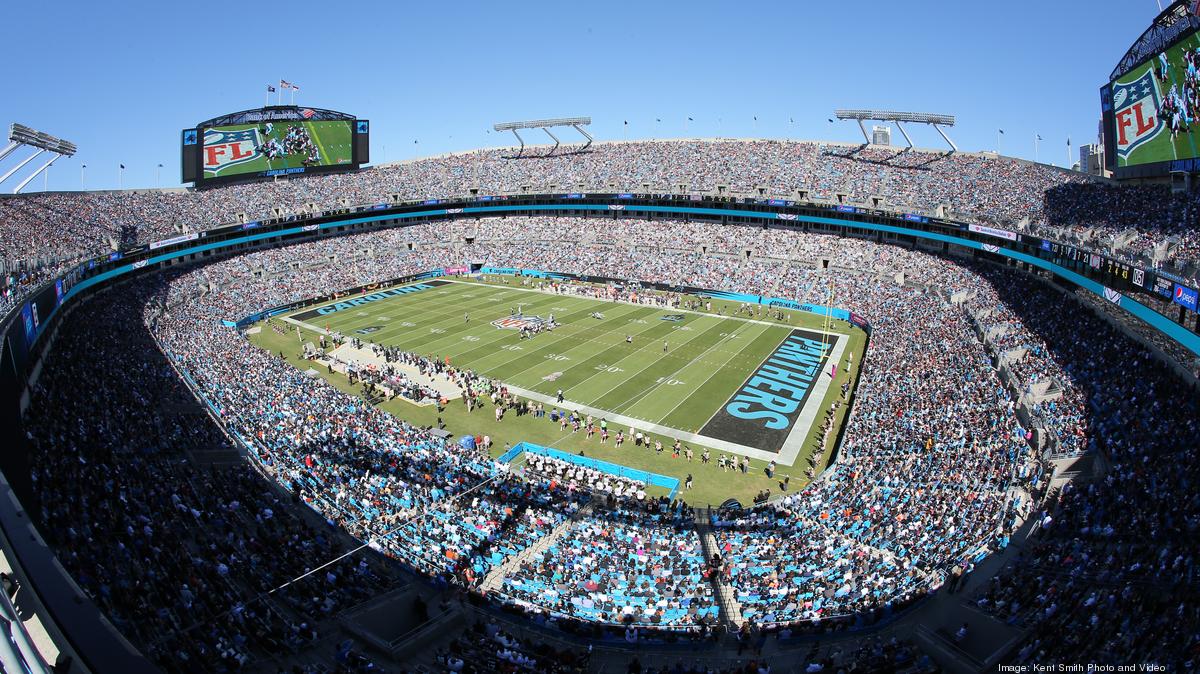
281,277,860,465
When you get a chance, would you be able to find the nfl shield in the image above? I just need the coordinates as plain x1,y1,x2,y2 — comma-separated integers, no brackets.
203,128,261,174
1112,70,1164,159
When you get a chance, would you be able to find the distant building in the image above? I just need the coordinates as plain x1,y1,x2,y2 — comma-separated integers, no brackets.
1079,143,1105,176
871,125,891,146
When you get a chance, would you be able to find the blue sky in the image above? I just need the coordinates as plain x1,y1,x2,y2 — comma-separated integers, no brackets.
0,0,1167,191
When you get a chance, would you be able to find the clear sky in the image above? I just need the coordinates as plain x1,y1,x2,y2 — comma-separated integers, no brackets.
0,0,1168,191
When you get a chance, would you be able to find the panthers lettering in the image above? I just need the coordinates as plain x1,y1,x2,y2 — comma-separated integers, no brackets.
723,335,831,430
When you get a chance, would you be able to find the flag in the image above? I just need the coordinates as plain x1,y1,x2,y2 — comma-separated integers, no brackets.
292,83,301,91
119,164,125,169
301,108,315,119
1067,137,1072,146
280,80,293,89
998,129,1005,134
827,118,834,123
753,116,757,121
267,85,276,92
656,118,661,122
1036,134,1043,141
624,120,628,125
790,118,794,124
687,117,693,121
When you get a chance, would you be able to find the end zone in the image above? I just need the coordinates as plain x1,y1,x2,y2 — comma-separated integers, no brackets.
700,328,848,467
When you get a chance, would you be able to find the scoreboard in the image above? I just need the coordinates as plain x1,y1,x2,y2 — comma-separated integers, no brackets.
182,106,369,187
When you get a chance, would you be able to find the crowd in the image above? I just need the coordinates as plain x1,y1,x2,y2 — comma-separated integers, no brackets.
8,137,1200,283
24,288,402,671
14,208,1200,668
965,262,1200,669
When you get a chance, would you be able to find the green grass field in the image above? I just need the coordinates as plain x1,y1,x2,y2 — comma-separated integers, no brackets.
203,120,353,178
249,276,867,505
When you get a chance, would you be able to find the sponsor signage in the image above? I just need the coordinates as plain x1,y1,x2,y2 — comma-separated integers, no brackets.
968,223,1018,241
149,232,200,250
1174,283,1199,312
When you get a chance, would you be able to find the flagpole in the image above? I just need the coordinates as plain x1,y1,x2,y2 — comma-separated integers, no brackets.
1034,134,1039,163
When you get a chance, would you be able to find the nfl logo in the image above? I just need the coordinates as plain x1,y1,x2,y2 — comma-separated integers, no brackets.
203,128,261,174
492,316,549,330
1112,70,1164,159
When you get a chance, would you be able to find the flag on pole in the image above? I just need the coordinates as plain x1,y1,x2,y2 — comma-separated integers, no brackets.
827,118,834,123
1067,137,1072,146
119,164,125,169
292,83,301,91
267,85,276,92
1036,134,1043,141
655,118,661,122
998,129,1005,134
687,117,694,121
280,80,293,89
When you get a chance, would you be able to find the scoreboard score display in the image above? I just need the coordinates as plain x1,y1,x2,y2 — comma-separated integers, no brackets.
182,107,368,186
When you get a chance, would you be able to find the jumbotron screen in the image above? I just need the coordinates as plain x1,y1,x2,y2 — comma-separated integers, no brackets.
1104,28,1200,173
181,107,369,186
203,120,353,179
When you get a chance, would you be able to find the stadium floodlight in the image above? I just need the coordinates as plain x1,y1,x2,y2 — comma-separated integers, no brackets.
834,110,958,152
493,117,593,157
9,123,77,157
1,123,77,194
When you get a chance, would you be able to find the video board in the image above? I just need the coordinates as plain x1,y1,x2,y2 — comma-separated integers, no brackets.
181,107,368,186
1104,27,1200,176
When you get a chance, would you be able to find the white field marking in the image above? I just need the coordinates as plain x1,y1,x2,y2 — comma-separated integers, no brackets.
573,313,744,407
406,291,612,352
498,381,796,465
450,301,650,372
606,317,769,416
340,289,561,351
440,277,845,337
649,322,786,425
328,287,534,342
502,307,735,389
474,302,680,381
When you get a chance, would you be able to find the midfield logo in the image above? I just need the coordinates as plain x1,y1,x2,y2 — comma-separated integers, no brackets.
492,315,551,330
204,128,261,174
1112,71,1164,159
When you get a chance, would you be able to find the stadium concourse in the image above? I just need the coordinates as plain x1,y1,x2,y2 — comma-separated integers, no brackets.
5,139,1200,321
1,181,1194,672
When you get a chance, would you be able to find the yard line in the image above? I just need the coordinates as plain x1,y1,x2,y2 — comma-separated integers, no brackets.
446,301,649,368
649,323,787,428
606,318,766,416
475,304,677,382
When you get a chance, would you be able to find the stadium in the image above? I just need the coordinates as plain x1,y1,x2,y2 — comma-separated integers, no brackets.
1,3,1200,674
